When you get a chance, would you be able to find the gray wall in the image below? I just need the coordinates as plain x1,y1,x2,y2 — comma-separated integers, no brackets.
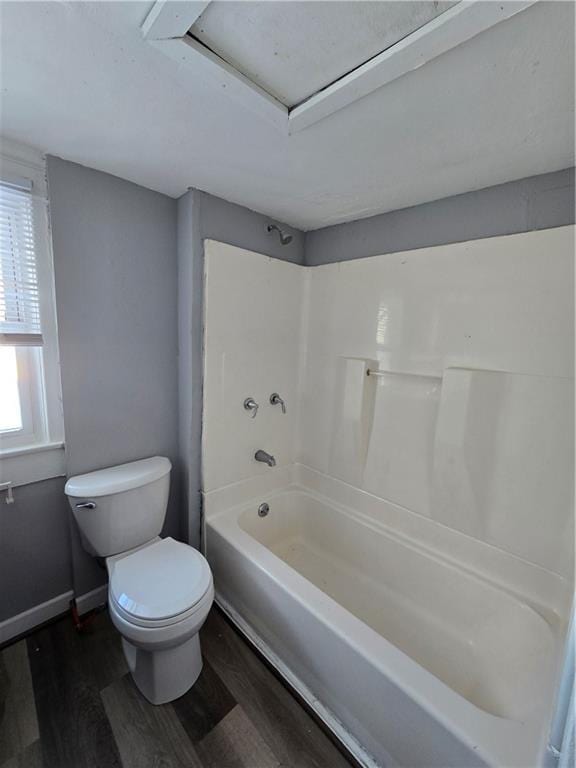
2,169,303,624
0,477,71,622
199,191,305,265
178,189,304,546
177,190,201,548
47,157,181,597
305,168,575,265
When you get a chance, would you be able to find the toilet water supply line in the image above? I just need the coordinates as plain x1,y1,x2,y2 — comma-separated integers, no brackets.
70,597,102,633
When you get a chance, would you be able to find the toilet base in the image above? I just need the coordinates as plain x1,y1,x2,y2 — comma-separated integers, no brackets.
122,632,203,705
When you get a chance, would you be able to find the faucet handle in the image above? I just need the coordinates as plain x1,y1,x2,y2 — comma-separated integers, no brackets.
244,397,259,418
270,393,286,414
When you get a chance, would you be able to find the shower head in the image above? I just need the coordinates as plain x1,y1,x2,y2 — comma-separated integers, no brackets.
267,223,293,246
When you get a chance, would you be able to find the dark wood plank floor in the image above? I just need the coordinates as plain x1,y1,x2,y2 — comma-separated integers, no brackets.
0,607,355,768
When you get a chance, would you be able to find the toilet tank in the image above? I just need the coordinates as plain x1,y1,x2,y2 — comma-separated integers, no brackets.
65,457,171,557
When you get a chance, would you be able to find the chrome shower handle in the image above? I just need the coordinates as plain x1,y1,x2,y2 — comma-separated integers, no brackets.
244,397,259,418
270,393,286,414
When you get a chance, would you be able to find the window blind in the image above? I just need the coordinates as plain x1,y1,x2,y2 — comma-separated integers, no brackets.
0,179,43,345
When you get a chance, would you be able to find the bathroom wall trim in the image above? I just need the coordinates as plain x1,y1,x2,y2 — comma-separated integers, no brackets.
0,442,65,488
0,590,73,645
74,584,108,615
0,583,110,645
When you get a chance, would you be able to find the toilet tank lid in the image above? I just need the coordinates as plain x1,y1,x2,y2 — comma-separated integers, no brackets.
65,457,171,498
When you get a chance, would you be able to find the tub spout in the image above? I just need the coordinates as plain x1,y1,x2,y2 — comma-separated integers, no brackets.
255,450,276,467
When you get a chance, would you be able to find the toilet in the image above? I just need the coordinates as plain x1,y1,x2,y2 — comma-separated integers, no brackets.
65,456,213,705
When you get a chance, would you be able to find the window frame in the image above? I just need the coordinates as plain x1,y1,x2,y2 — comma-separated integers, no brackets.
0,139,65,486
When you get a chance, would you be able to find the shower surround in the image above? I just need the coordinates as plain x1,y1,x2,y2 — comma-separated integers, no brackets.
201,228,574,767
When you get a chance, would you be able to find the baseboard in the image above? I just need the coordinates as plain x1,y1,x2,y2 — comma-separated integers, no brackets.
0,590,73,645
74,584,108,615
215,594,379,768
0,583,109,646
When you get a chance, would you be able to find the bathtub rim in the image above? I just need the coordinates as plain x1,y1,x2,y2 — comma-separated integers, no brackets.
236,487,566,635
203,463,572,623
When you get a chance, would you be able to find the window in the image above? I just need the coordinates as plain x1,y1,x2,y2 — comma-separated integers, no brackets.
0,140,64,486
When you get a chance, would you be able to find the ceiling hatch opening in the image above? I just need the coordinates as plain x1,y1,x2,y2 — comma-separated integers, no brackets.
187,1,459,109
143,0,537,133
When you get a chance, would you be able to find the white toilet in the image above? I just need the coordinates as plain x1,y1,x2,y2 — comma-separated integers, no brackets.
65,456,213,705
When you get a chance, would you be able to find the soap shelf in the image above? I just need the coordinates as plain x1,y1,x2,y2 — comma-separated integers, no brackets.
366,368,441,381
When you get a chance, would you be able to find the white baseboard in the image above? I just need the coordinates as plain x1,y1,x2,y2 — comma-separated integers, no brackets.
74,584,108,615
0,583,109,646
0,590,73,645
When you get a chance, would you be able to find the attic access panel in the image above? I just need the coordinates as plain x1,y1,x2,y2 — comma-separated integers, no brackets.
142,0,538,134
187,1,458,109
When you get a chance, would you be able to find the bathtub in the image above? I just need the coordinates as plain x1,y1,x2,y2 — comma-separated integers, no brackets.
204,468,569,768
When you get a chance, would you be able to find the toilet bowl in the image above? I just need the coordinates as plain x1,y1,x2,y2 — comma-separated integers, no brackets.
107,536,214,704
65,457,214,704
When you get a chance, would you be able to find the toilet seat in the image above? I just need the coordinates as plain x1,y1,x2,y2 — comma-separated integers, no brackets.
108,537,212,628
110,583,214,633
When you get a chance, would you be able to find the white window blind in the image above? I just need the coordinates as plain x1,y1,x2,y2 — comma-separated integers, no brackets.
0,178,43,345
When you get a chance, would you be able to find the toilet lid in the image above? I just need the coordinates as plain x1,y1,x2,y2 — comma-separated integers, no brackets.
109,538,212,622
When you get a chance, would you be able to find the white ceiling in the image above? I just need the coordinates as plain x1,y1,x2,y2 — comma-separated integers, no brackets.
190,1,458,107
0,1,573,231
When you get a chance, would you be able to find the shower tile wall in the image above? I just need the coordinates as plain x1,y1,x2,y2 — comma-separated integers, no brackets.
203,226,574,578
202,240,304,491
299,226,574,576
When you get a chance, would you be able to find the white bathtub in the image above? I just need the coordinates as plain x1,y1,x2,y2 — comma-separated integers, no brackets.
204,469,569,768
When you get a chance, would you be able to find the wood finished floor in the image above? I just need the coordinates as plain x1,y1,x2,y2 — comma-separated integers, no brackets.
0,607,355,768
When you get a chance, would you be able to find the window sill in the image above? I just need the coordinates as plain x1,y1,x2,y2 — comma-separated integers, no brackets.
0,441,66,487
